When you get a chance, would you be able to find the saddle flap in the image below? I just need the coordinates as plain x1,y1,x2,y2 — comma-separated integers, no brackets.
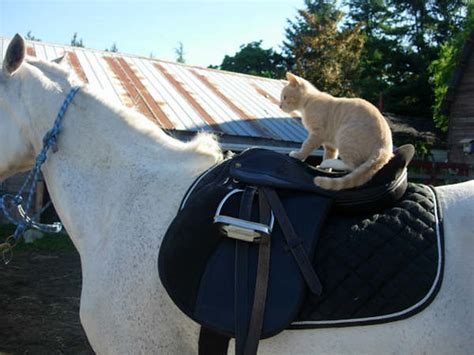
192,190,332,338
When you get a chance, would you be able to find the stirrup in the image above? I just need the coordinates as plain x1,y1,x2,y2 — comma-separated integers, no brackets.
214,189,274,243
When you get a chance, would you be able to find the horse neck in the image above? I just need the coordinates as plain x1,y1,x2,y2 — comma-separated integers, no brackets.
22,73,213,254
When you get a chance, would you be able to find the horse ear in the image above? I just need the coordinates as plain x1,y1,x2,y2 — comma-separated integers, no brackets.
3,34,26,76
286,72,300,87
52,54,68,65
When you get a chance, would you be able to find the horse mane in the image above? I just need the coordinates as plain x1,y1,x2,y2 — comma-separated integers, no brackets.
26,57,80,87
25,57,223,163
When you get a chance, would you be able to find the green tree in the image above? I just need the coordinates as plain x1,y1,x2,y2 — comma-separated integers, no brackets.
345,0,398,106
25,31,41,41
430,3,474,131
70,33,84,47
175,42,185,64
430,0,467,45
106,42,118,52
218,41,286,78
346,0,469,117
283,0,364,97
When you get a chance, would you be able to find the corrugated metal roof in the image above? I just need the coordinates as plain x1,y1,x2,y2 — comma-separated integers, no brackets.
0,36,307,145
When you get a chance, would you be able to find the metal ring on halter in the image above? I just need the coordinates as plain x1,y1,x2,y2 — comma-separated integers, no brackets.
213,189,275,243
17,204,63,233
0,195,62,233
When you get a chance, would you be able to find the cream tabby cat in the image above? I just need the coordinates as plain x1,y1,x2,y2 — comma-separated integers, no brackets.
280,73,393,190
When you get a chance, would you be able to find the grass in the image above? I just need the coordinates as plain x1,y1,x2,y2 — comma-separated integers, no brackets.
0,224,76,252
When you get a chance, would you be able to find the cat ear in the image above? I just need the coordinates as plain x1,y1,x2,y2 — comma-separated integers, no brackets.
286,72,301,87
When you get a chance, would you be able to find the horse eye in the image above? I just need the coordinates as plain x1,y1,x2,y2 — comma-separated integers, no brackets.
284,95,287,100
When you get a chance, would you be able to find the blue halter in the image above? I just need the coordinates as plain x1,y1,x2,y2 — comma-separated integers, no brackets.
0,86,81,259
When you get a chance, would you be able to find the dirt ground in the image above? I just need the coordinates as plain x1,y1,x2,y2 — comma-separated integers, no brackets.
0,251,94,354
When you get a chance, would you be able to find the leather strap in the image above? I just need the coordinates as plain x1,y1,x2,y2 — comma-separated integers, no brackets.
243,190,272,355
261,187,322,295
198,326,230,355
235,187,257,355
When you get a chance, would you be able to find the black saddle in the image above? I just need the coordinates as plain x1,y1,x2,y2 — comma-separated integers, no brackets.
159,145,429,355
228,144,413,213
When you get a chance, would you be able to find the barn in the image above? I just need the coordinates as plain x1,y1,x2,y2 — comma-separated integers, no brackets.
441,29,474,166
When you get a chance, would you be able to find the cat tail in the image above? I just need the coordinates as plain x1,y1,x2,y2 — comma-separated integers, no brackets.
314,149,392,191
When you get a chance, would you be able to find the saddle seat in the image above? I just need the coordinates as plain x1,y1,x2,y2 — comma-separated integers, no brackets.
228,144,414,213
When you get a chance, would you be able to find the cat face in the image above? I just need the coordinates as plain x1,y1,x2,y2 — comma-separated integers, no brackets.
280,72,304,113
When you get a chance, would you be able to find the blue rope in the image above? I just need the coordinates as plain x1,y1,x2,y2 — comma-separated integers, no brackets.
0,86,81,242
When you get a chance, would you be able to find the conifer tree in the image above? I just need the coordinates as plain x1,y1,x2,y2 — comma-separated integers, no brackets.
25,31,41,41
175,42,185,64
283,0,364,97
70,33,84,47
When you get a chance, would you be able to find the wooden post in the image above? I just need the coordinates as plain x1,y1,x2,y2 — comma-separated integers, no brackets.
35,179,45,222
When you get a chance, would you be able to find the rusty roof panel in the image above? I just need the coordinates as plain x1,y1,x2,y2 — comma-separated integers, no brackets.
153,62,222,132
67,51,89,84
189,68,275,139
117,58,174,128
167,62,264,136
103,56,140,109
76,50,105,89
1,36,308,144
87,52,123,106
204,71,295,140
180,66,261,136
178,66,259,136
129,58,190,130
140,59,213,131
195,69,280,138
26,44,36,57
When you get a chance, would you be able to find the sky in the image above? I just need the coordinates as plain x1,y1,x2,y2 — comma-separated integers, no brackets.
0,0,305,67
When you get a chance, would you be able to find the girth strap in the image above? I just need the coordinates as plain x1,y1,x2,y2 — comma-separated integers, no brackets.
260,187,322,295
235,187,257,354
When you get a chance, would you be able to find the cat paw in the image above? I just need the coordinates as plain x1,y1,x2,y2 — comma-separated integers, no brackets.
319,159,351,171
289,150,305,160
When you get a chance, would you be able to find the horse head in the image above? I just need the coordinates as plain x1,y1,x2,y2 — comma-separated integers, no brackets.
0,34,79,182
0,34,35,181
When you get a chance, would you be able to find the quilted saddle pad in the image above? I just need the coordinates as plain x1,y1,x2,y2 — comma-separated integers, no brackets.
290,183,443,329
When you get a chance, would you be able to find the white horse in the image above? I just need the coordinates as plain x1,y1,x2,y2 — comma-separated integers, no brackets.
1,34,473,355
